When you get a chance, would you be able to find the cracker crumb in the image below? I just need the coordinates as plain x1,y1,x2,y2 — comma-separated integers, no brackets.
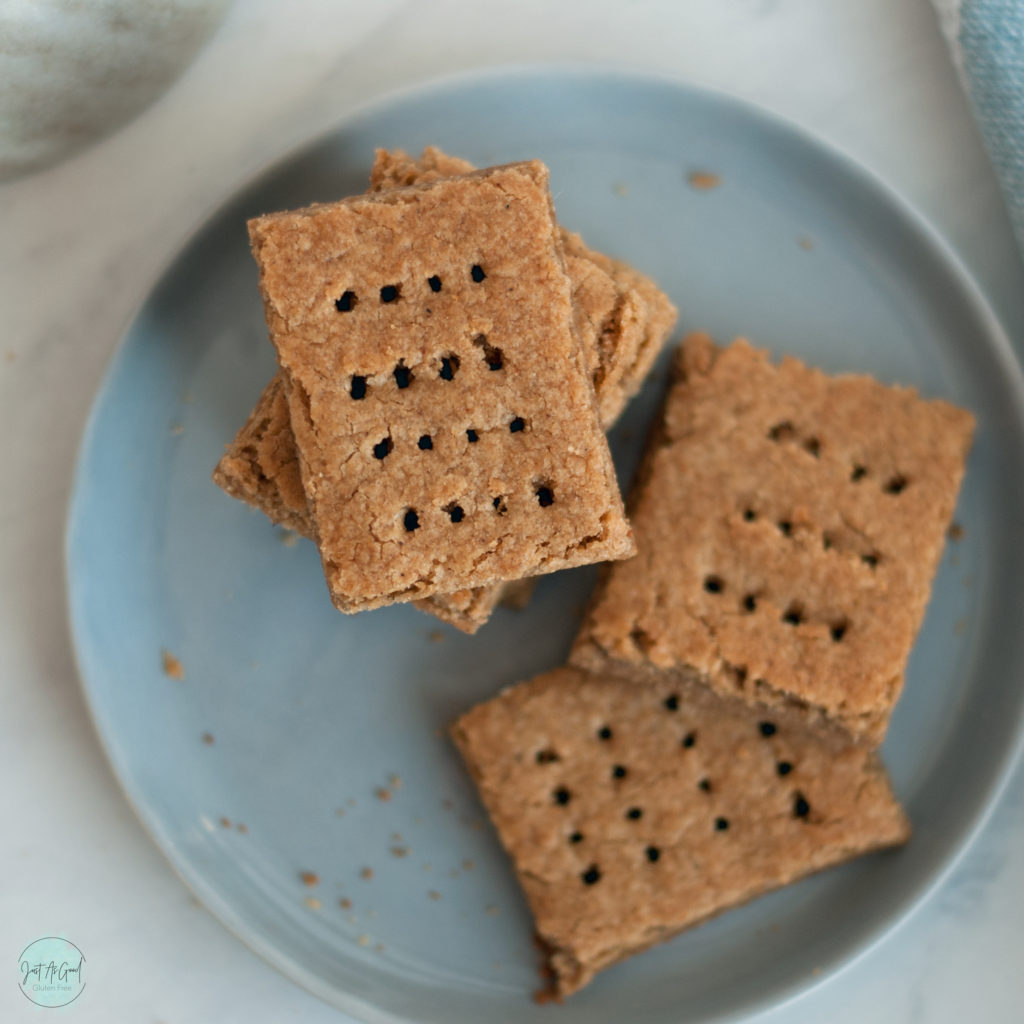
388,774,402,790
347,798,357,807
304,896,321,911
486,904,500,916
422,863,432,872
201,732,215,745
375,943,386,952
300,871,320,887
357,934,371,947
391,831,402,842
236,823,248,834
279,529,299,547
360,867,374,881
613,182,629,197
170,422,184,436
798,235,814,251
948,521,965,541
340,897,352,909
428,890,441,901
161,649,185,680
219,816,231,828
335,808,346,817
391,846,409,858
375,787,392,802
428,630,446,643
687,170,721,191
462,859,475,871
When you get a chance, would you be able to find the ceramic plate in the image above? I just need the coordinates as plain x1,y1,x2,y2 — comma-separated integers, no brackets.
66,68,1024,1023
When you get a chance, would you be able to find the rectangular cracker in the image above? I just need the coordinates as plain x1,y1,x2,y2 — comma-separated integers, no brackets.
572,333,975,746
215,147,676,631
248,161,634,612
451,665,910,998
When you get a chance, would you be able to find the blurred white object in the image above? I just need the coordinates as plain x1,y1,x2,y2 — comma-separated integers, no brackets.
0,0,232,182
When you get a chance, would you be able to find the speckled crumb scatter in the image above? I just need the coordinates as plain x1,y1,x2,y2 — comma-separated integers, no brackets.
161,649,184,680
572,334,974,746
200,732,214,745
299,871,320,886
452,665,910,997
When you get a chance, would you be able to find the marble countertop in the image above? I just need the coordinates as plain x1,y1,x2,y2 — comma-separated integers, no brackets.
2,1,1022,1021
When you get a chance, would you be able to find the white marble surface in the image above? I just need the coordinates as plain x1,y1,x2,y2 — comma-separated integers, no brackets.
2,1,1022,1021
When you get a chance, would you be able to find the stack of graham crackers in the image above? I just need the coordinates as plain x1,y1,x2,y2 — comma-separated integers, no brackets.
213,150,974,999
214,148,677,631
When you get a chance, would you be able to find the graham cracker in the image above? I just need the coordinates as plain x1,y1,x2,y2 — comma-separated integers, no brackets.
572,333,975,746
215,149,676,629
248,161,634,612
451,665,909,997
213,375,306,533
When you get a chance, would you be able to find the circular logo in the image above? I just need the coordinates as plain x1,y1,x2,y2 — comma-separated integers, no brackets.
18,937,85,1008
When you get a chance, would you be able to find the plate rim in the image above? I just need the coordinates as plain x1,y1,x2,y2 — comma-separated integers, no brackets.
64,62,1024,1024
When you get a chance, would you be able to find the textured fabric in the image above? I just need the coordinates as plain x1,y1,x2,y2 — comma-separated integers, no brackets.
933,0,1024,256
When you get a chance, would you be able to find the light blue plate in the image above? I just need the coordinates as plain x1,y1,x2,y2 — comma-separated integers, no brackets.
67,68,1024,1023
